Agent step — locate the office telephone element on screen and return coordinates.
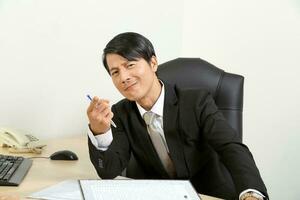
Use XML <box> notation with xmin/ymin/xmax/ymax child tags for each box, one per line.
<box><xmin>0</xmin><ymin>127</ymin><xmax>46</xmax><ymax>153</ymax></box>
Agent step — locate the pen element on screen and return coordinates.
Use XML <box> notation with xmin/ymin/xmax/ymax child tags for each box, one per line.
<box><xmin>87</xmin><ymin>94</ymin><xmax>117</xmax><ymax>128</ymax></box>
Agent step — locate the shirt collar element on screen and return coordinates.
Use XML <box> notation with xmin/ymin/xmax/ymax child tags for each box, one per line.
<box><xmin>136</xmin><ymin>81</ymin><xmax>165</xmax><ymax>118</ymax></box>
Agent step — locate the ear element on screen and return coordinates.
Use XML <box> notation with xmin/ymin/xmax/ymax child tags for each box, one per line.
<box><xmin>150</xmin><ymin>56</ymin><xmax>158</xmax><ymax>72</ymax></box>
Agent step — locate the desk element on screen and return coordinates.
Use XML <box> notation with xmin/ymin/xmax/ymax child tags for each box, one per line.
<box><xmin>0</xmin><ymin>135</ymin><xmax>222</xmax><ymax>200</ymax></box>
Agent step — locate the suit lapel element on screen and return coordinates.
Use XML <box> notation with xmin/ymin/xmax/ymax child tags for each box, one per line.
<box><xmin>163</xmin><ymin>83</ymin><xmax>189</xmax><ymax>178</ymax></box>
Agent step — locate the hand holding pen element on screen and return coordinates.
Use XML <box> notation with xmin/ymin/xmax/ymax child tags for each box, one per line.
<box><xmin>86</xmin><ymin>95</ymin><xmax>116</xmax><ymax>135</ymax></box>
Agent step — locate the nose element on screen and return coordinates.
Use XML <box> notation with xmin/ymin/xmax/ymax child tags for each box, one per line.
<box><xmin>119</xmin><ymin>69</ymin><xmax>131</xmax><ymax>84</ymax></box>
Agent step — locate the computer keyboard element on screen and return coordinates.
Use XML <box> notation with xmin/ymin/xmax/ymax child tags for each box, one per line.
<box><xmin>0</xmin><ymin>154</ymin><xmax>32</xmax><ymax>186</ymax></box>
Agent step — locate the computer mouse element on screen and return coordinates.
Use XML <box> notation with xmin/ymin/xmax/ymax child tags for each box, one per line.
<box><xmin>50</xmin><ymin>150</ymin><xmax>78</xmax><ymax>160</ymax></box>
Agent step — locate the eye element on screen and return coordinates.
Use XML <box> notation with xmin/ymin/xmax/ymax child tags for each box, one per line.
<box><xmin>111</xmin><ymin>70</ymin><xmax>119</xmax><ymax>76</ymax></box>
<box><xmin>127</xmin><ymin>63</ymin><xmax>135</xmax><ymax>68</ymax></box>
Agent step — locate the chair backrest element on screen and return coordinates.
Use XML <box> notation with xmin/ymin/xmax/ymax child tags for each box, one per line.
<box><xmin>125</xmin><ymin>57</ymin><xmax>244</xmax><ymax>178</ymax></box>
<box><xmin>157</xmin><ymin>58</ymin><xmax>244</xmax><ymax>140</ymax></box>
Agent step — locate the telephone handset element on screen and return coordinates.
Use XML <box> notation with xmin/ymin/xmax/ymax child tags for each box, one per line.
<box><xmin>0</xmin><ymin>127</ymin><xmax>46</xmax><ymax>153</ymax></box>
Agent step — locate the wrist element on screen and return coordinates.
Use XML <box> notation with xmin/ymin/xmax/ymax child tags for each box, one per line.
<box><xmin>88</xmin><ymin>124</ymin><xmax>109</xmax><ymax>135</ymax></box>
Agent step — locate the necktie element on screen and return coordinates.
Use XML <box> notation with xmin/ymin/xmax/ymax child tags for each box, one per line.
<box><xmin>143</xmin><ymin>111</ymin><xmax>176</xmax><ymax>178</ymax></box>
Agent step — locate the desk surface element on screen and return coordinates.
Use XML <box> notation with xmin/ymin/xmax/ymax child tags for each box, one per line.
<box><xmin>0</xmin><ymin>135</ymin><xmax>222</xmax><ymax>200</ymax></box>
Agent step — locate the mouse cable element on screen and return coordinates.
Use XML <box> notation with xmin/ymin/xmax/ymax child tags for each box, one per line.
<box><xmin>27</xmin><ymin>156</ymin><xmax>50</xmax><ymax>159</ymax></box>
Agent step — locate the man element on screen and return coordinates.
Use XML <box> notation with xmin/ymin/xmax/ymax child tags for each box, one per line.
<box><xmin>87</xmin><ymin>32</ymin><xmax>268</xmax><ymax>200</ymax></box>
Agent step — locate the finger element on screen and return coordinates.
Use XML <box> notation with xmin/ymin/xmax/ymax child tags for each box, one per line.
<box><xmin>94</xmin><ymin>99</ymin><xmax>110</xmax><ymax>110</ymax></box>
<box><xmin>103</xmin><ymin>111</ymin><xmax>114</xmax><ymax>125</ymax></box>
<box><xmin>87</xmin><ymin>96</ymin><xmax>100</xmax><ymax>113</ymax></box>
<box><xmin>96</xmin><ymin>107</ymin><xmax>112</xmax><ymax>121</ymax></box>
<box><xmin>87</xmin><ymin>103</ymin><xmax>94</xmax><ymax>113</ymax></box>
<box><xmin>90</xmin><ymin>97</ymin><xmax>109</xmax><ymax>107</ymax></box>
<box><xmin>91</xmin><ymin>96</ymin><xmax>100</xmax><ymax>108</ymax></box>
<box><xmin>87</xmin><ymin>97</ymin><xmax>110</xmax><ymax>113</ymax></box>
<box><xmin>90</xmin><ymin>106</ymin><xmax>111</xmax><ymax>123</ymax></box>
<box><xmin>93</xmin><ymin>97</ymin><xmax>109</xmax><ymax>105</ymax></box>
<box><xmin>95</xmin><ymin>102</ymin><xmax>111</xmax><ymax>113</ymax></box>
<box><xmin>100</xmin><ymin>107</ymin><xmax>111</xmax><ymax>118</ymax></box>
<box><xmin>106</xmin><ymin>111</ymin><xmax>114</xmax><ymax>120</ymax></box>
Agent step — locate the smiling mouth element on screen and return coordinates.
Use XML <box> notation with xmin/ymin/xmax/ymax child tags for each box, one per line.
<box><xmin>125</xmin><ymin>82</ymin><xmax>137</xmax><ymax>91</ymax></box>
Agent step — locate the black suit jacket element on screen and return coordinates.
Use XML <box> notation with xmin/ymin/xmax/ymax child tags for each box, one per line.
<box><xmin>88</xmin><ymin>83</ymin><xmax>268</xmax><ymax>199</ymax></box>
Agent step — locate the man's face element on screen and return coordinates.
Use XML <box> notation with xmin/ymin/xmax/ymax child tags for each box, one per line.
<box><xmin>106</xmin><ymin>53</ymin><xmax>158</xmax><ymax>102</ymax></box>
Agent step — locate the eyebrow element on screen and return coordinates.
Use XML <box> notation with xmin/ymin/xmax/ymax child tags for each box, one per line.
<box><xmin>109</xmin><ymin>67</ymin><xmax>118</xmax><ymax>72</ymax></box>
<box><xmin>109</xmin><ymin>60</ymin><xmax>132</xmax><ymax>72</ymax></box>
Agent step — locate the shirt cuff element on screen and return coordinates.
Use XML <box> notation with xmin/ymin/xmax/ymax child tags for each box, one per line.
<box><xmin>87</xmin><ymin>127</ymin><xmax>113</xmax><ymax>151</ymax></box>
<box><xmin>239</xmin><ymin>189</ymin><xmax>266</xmax><ymax>200</ymax></box>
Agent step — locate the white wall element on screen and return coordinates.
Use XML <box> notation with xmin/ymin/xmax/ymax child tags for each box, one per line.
<box><xmin>1</xmin><ymin>0</ymin><xmax>299</xmax><ymax>199</ymax></box>
<box><xmin>0</xmin><ymin>0</ymin><xmax>183</xmax><ymax>138</ymax></box>
<box><xmin>181</xmin><ymin>0</ymin><xmax>300</xmax><ymax>199</ymax></box>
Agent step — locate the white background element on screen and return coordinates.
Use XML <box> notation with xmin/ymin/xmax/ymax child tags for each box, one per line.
<box><xmin>0</xmin><ymin>0</ymin><xmax>299</xmax><ymax>199</ymax></box>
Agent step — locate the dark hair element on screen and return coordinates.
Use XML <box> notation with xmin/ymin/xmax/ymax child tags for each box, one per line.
<box><xmin>102</xmin><ymin>32</ymin><xmax>156</xmax><ymax>74</ymax></box>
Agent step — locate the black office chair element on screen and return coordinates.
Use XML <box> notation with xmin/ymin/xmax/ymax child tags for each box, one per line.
<box><xmin>125</xmin><ymin>57</ymin><xmax>244</xmax><ymax>178</ymax></box>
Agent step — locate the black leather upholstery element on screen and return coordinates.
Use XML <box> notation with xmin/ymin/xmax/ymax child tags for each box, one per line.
<box><xmin>157</xmin><ymin>58</ymin><xmax>244</xmax><ymax>139</ymax></box>
<box><xmin>125</xmin><ymin>57</ymin><xmax>244</xmax><ymax>178</ymax></box>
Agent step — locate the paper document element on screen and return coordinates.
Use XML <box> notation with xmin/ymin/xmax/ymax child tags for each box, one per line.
<box><xmin>79</xmin><ymin>179</ymin><xmax>201</xmax><ymax>200</ymax></box>
<box><xmin>28</xmin><ymin>180</ymin><xmax>83</xmax><ymax>200</ymax></box>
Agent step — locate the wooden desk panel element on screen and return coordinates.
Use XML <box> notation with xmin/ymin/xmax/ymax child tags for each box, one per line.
<box><xmin>0</xmin><ymin>135</ymin><xmax>97</xmax><ymax>198</ymax></box>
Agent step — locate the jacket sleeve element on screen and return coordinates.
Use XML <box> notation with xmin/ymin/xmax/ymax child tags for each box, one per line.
<box><xmin>88</xmin><ymin>105</ymin><xmax>131</xmax><ymax>179</ymax></box>
<box><xmin>196</xmin><ymin>91</ymin><xmax>268</xmax><ymax>198</ymax></box>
